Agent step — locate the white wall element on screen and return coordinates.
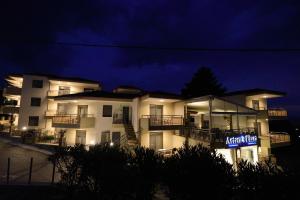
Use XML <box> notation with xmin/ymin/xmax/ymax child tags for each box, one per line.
<box><xmin>56</xmin><ymin>100</ymin><xmax>133</xmax><ymax>146</ymax></box>
<box><xmin>18</xmin><ymin>75</ymin><xmax>50</xmax><ymax>130</ymax></box>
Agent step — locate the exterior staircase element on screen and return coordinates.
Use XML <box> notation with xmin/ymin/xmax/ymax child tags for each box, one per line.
<box><xmin>124</xmin><ymin>123</ymin><xmax>138</xmax><ymax>148</ymax></box>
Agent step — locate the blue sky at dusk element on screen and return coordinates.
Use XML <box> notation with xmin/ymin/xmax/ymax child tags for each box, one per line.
<box><xmin>0</xmin><ymin>0</ymin><xmax>300</xmax><ymax>121</ymax></box>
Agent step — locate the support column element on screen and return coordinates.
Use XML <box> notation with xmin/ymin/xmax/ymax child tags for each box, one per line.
<box><xmin>236</xmin><ymin>105</ymin><xmax>240</xmax><ymax>133</ymax></box>
<box><xmin>209</xmin><ymin>97</ymin><xmax>213</xmax><ymax>148</ymax></box>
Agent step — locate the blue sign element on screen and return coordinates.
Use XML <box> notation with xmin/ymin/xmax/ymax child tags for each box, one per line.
<box><xmin>225</xmin><ymin>134</ymin><xmax>257</xmax><ymax>148</ymax></box>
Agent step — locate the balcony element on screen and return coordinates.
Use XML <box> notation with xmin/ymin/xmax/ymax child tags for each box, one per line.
<box><xmin>47</xmin><ymin>90</ymin><xmax>78</xmax><ymax>97</ymax></box>
<box><xmin>270</xmin><ymin>132</ymin><xmax>291</xmax><ymax>148</ymax></box>
<box><xmin>3</xmin><ymin>87</ymin><xmax>21</xmax><ymax>96</ymax></box>
<box><xmin>268</xmin><ymin>108</ymin><xmax>288</xmax><ymax>119</ymax></box>
<box><xmin>141</xmin><ymin>115</ymin><xmax>183</xmax><ymax>131</ymax></box>
<box><xmin>179</xmin><ymin>127</ymin><xmax>258</xmax><ymax>148</ymax></box>
<box><xmin>2</xmin><ymin>106</ymin><xmax>20</xmax><ymax>114</ymax></box>
<box><xmin>52</xmin><ymin>114</ymin><xmax>95</xmax><ymax>128</ymax></box>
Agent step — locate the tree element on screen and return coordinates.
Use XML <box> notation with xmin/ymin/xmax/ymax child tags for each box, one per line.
<box><xmin>181</xmin><ymin>67</ymin><xmax>226</xmax><ymax>98</ymax></box>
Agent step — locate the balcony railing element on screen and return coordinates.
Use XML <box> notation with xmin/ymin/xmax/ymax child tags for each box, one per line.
<box><xmin>3</xmin><ymin>100</ymin><xmax>18</xmax><ymax>106</ymax></box>
<box><xmin>270</xmin><ymin>132</ymin><xmax>291</xmax><ymax>147</ymax></box>
<box><xmin>141</xmin><ymin>115</ymin><xmax>183</xmax><ymax>130</ymax></box>
<box><xmin>52</xmin><ymin>114</ymin><xmax>95</xmax><ymax>128</ymax></box>
<box><xmin>179</xmin><ymin>127</ymin><xmax>257</xmax><ymax>148</ymax></box>
<box><xmin>2</xmin><ymin>106</ymin><xmax>20</xmax><ymax>114</ymax></box>
<box><xmin>3</xmin><ymin>87</ymin><xmax>21</xmax><ymax>96</ymax></box>
<box><xmin>253</xmin><ymin>107</ymin><xmax>267</xmax><ymax>111</ymax></box>
<box><xmin>268</xmin><ymin>108</ymin><xmax>288</xmax><ymax>117</ymax></box>
<box><xmin>47</xmin><ymin>90</ymin><xmax>78</xmax><ymax>97</ymax></box>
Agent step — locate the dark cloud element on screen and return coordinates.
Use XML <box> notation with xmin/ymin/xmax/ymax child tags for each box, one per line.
<box><xmin>0</xmin><ymin>0</ymin><xmax>300</xmax><ymax>120</ymax></box>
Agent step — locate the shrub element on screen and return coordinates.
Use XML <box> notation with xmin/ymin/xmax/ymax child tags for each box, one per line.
<box><xmin>163</xmin><ymin>144</ymin><xmax>235</xmax><ymax>200</ymax></box>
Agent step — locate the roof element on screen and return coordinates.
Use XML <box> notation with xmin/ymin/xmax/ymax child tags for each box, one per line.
<box><xmin>115</xmin><ymin>85</ymin><xmax>143</xmax><ymax>91</ymax></box>
<box><xmin>143</xmin><ymin>91</ymin><xmax>183</xmax><ymax>100</ymax></box>
<box><xmin>224</xmin><ymin>88</ymin><xmax>286</xmax><ymax>97</ymax></box>
<box><xmin>7</xmin><ymin>73</ymin><xmax>100</xmax><ymax>85</ymax></box>
<box><xmin>54</xmin><ymin>90</ymin><xmax>183</xmax><ymax>101</ymax></box>
<box><xmin>54</xmin><ymin>90</ymin><xmax>141</xmax><ymax>100</ymax></box>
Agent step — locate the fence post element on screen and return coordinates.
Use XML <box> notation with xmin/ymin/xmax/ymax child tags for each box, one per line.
<box><xmin>51</xmin><ymin>161</ymin><xmax>56</xmax><ymax>184</ymax></box>
<box><xmin>6</xmin><ymin>158</ymin><xmax>10</xmax><ymax>184</ymax></box>
<box><xmin>28</xmin><ymin>157</ymin><xmax>33</xmax><ymax>184</ymax></box>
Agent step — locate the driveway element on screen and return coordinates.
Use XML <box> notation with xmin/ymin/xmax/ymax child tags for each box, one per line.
<box><xmin>0</xmin><ymin>140</ymin><xmax>59</xmax><ymax>184</ymax></box>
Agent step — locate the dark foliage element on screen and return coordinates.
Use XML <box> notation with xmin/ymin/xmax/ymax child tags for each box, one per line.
<box><xmin>181</xmin><ymin>67</ymin><xmax>226</xmax><ymax>98</ymax></box>
<box><xmin>50</xmin><ymin>144</ymin><xmax>299</xmax><ymax>200</ymax></box>
<box><xmin>163</xmin><ymin>145</ymin><xmax>235</xmax><ymax>200</ymax></box>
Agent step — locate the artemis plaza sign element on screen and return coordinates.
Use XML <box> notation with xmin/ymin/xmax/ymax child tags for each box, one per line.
<box><xmin>225</xmin><ymin>134</ymin><xmax>258</xmax><ymax>148</ymax></box>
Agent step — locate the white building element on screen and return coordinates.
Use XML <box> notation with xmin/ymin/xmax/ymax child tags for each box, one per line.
<box><xmin>2</xmin><ymin>74</ymin><xmax>289</xmax><ymax>165</ymax></box>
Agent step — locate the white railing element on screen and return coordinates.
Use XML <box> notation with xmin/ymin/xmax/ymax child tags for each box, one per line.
<box><xmin>270</xmin><ymin>132</ymin><xmax>290</xmax><ymax>144</ymax></box>
<box><xmin>47</xmin><ymin>90</ymin><xmax>78</xmax><ymax>97</ymax></box>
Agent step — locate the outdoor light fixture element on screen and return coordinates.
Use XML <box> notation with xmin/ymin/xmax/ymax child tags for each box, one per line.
<box><xmin>159</xmin><ymin>99</ymin><xmax>165</xmax><ymax>102</ymax></box>
<box><xmin>110</xmin><ymin>142</ymin><xmax>114</xmax><ymax>147</ymax></box>
<box><xmin>22</xmin><ymin>126</ymin><xmax>27</xmax><ymax>131</ymax></box>
<box><xmin>73</xmin><ymin>100</ymin><xmax>78</xmax><ymax>103</ymax></box>
<box><xmin>90</xmin><ymin>140</ymin><xmax>95</xmax><ymax>145</ymax></box>
<box><xmin>263</xmin><ymin>95</ymin><xmax>268</xmax><ymax>98</ymax></box>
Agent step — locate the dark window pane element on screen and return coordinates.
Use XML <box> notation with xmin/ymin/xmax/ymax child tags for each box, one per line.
<box><xmin>28</xmin><ymin>116</ymin><xmax>39</xmax><ymax>126</ymax></box>
<box><xmin>32</xmin><ymin>80</ymin><xmax>43</xmax><ymax>88</ymax></box>
<box><xmin>103</xmin><ymin>105</ymin><xmax>112</xmax><ymax>117</ymax></box>
<box><xmin>101</xmin><ymin>131</ymin><xmax>110</xmax><ymax>144</ymax></box>
<box><xmin>31</xmin><ymin>97</ymin><xmax>41</xmax><ymax>106</ymax></box>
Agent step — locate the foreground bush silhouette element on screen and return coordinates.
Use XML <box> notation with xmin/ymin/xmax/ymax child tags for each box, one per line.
<box><xmin>163</xmin><ymin>144</ymin><xmax>235</xmax><ymax>200</ymax></box>
<box><xmin>235</xmin><ymin>160</ymin><xmax>299</xmax><ymax>200</ymax></box>
<box><xmin>50</xmin><ymin>144</ymin><xmax>162</xmax><ymax>199</ymax></box>
<box><xmin>50</xmin><ymin>144</ymin><xmax>299</xmax><ymax>200</ymax></box>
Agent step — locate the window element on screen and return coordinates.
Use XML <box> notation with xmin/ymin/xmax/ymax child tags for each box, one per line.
<box><xmin>101</xmin><ymin>131</ymin><xmax>110</xmax><ymax>144</ymax></box>
<box><xmin>31</xmin><ymin>97</ymin><xmax>41</xmax><ymax>107</ymax></box>
<box><xmin>58</xmin><ymin>86</ymin><xmax>70</xmax><ymax>95</ymax></box>
<box><xmin>103</xmin><ymin>105</ymin><xmax>112</xmax><ymax>117</ymax></box>
<box><xmin>28</xmin><ymin>116</ymin><xmax>39</xmax><ymax>126</ymax></box>
<box><xmin>84</xmin><ymin>88</ymin><xmax>95</xmax><ymax>92</ymax></box>
<box><xmin>32</xmin><ymin>80</ymin><xmax>43</xmax><ymax>88</ymax></box>
<box><xmin>252</xmin><ymin>100</ymin><xmax>260</xmax><ymax>110</ymax></box>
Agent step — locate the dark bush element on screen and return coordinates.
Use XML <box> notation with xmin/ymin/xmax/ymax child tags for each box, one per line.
<box><xmin>163</xmin><ymin>144</ymin><xmax>235</xmax><ymax>200</ymax></box>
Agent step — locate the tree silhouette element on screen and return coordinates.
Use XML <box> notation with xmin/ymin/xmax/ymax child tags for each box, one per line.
<box><xmin>181</xmin><ymin>67</ymin><xmax>226</xmax><ymax>98</ymax></box>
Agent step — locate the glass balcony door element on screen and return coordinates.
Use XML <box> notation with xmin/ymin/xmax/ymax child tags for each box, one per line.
<box><xmin>150</xmin><ymin>132</ymin><xmax>163</xmax><ymax>151</ymax></box>
<box><xmin>78</xmin><ymin>105</ymin><xmax>88</xmax><ymax>118</ymax></box>
<box><xmin>150</xmin><ymin>105</ymin><xmax>163</xmax><ymax>126</ymax></box>
<box><xmin>75</xmin><ymin>130</ymin><xmax>86</xmax><ymax>145</ymax></box>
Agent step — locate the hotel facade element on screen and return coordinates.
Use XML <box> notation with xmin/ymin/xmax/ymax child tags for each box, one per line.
<box><xmin>1</xmin><ymin>74</ymin><xmax>290</xmax><ymax>165</ymax></box>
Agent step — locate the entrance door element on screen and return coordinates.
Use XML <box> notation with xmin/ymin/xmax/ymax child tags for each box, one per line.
<box><xmin>150</xmin><ymin>132</ymin><xmax>163</xmax><ymax>151</ymax></box>
<box><xmin>75</xmin><ymin>130</ymin><xmax>86</xmax><ymax>145</ymax></box>
<box><xmin>150</xmin><ymin>105</ymin><xmax>163</xmax><ymax>126</ymax></box>
<box><xmin>112</xmin><ymin>132</ymin><xmax>121</xmax><ymax>145</ymax></box>
<box><xmin>78</xmin><ymin>105</ymin><xmax>88</xmax><ymax>117</ymax></box>
<box><xmin>122</xmin><ymin>106</ymin><xmax>130</xmax><ymax>124</ymax></box>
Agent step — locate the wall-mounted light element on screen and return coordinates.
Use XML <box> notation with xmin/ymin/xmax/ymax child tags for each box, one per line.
<box><xmin>110</xmin><ymin>142</ymin><xmax>114</xmax><ymax>147</ymax></box>
<box><xmin>159</xmin><ymin>99</ymin><xmax>165</xmax><ymax>102</ymax></box>
<box><xmin>90</xmin><ymin>140</ymin><xmax>95</xmax><ymax>145</ymax></box>
<box><xmin>263</xmin><ymin>96</ymin><xmax>268</xmax><ymax>98</ymax></box>
<box><xmin>22</xmin><ymin>126</ymin><xmax>27</xmax><ymax>131</ymax></box>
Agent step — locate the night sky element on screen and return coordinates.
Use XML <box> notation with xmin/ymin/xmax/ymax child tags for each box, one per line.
<box><xmin>0</xmin><ymin>1</ymin><xmax>300</xmax><ymax>122</ymax></box>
